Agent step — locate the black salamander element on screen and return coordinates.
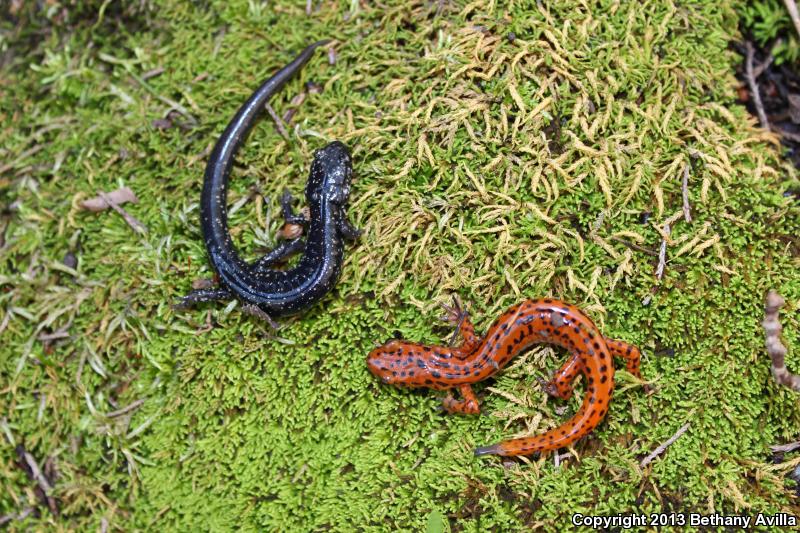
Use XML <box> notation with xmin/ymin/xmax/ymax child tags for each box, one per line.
<box><xmin>179</xmin><ymin>41</ymin><xmax>360</xmax><ymax>320</ymax></box>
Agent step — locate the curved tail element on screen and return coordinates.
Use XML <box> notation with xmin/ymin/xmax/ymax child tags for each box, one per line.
<box><xmin>200</xmin><ymin>40</ymin><xmax>329</xmax><ymax>278</ymax></box>
<box><xmin>474</xmin><ymin>394</ymin><xmax>601</xmax><ymax>457</ymax></box>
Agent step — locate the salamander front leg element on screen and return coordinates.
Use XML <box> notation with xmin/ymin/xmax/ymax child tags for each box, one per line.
<box><xmin>339</xmin><ymin>218</ymin><xmax>362</xmax><ymax>242</ymax></box>
<box><xmin>174</xmin><ymin>287</ymin><xmax>234</xmax><ymax>310</ymax></box>
<box><xmin>536</xmin><ymin>353</ymin><xmax>583</xmax><ymax>400</ymax></box>
<box><xmin>249</xmin><ymin>237</ymin><xmax>305</xmax><ymax>276</ymax></box>
<box><xmin>442</xmin><ymin>384</ymin><xmax>480</xmax><ymax>415</ymax></box>
<box><xmin>280</xmin><ymin>189</ymin><xmax>309</xmax><ymax>226</ymax></box>
<box><xmin>440</xmin><ymin>295</ymin><xmax>480</xmax><ymax>356</ymax></box>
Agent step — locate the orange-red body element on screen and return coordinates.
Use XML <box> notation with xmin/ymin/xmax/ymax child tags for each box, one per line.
<box><xmin>366</xmin><ymin>298</ymin><xmax>647</xmax><ymax>457</ymax></box>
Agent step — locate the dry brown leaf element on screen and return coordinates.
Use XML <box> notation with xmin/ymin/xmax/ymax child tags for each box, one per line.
<box><xmin>80</xmin><ymin>187</ymin><xmax>139</xmax><ymax>212</ymax></box>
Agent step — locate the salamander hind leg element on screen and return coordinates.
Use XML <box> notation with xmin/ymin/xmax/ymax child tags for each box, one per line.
<box><xmin>174</xmin><ymin>287</ymin><xmax>234</xmax><ymax>310</ymax></box>
<box><xmin>442</xmin><ymin>384</ymin><xmax>480</xmax><ymax>415</ymax></box>
<box><xmin>249</xmin><ymin>237</ymin><xmax>305</xmax><ymax>275</ymax></box>
<box><xmin>605</xmin><ymin>337</ymin><xmax>650</xmax><ymax>392</ymax></box>
<box><xmin>537</xmin><ymin>353</ymin><xmax>583</xmax><ymax>400</ymax></box>
<box><xmin>240</xmin><ymin>304</ymin><xmax>281</xmax><ymax>330</ymax></box>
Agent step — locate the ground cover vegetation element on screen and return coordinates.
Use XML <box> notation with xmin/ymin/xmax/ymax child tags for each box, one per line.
<box><xmin>1</xmin><ymin>0</ymin><xmax>799</xmax><ymax>530</ymax></box>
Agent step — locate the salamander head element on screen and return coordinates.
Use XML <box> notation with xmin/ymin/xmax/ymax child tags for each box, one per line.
<box><xmin>307</xmin><ymin>141</ymin><xmax>353</xmax><ymax>205</ymax></box>
<box><xmin>366</xmin><ymin>339</ymin><xmax>429</xmax><ymax>386</ymax></box>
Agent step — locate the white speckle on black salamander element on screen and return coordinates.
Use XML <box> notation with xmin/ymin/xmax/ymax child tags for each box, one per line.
<box><xmin>196</xmin><ymin>41</ymin><xmax>360</xmax><ymax>318</ymax></box>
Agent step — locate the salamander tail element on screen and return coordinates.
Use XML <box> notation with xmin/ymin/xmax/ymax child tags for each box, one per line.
<box><xmin>474</xmin><ymin>443</ymin><xmax>503</xmax><ymax>457</ymax></box>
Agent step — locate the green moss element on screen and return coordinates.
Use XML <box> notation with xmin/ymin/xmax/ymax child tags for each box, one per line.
<box><xmin>741</xmin><ymin>0</ymin><xmax>800</xmax><ymax>64</ymax></box>
<box><xmin>1</xmin><ymin>0</ymin><xmax>800</xmax><ymax>531</ymax></box>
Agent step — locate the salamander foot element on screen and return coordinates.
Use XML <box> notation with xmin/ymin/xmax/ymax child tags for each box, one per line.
<box><xmin>241</xmin><ymin>304</ymin><xmax>280</xmax><ymax>330</ymax></box>
<box><xmin>174</xmin><ymin>288</ymin><xmax>234</xmax><ymax>310</ymax></box>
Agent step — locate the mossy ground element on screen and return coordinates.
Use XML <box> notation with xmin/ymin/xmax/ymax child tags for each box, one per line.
<box><xmin>2</xmin><ymin>0</ymin><xmax>800</xmax><ymax>531</ymax></box>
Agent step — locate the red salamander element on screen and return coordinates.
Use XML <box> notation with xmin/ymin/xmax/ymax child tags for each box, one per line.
<box><xmin>366</xmin><ymin>298</ymin><xmax>647</xmax><ymax>457</ymax></box>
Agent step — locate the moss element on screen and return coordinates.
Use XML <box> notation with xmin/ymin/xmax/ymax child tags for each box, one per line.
<box><xmin>1</xmin><ymin>0</ymin><xmax>800</xmax><ymax>531</ymax></box>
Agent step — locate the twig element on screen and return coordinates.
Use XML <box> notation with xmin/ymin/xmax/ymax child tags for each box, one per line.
<box><xmin>21</xmin><ymin>449</ymin><xmax>59</xmax><ymax>515</ymax></box>
<box><xmin>745</xmin><ymin>41</ymin><xmax>771</xmax><ymax>131</ymax></box>
<box><xmin>0</xmin><ymin>508</ymin><xmax>34</xmax><ymax>526</ymax></box>
<box><xmin>770</xmin><ymin>440</ymin><xmax>800</xmax><ymax>453</ymax></box>
<box><xmin>681</xmin><ymin>163</ymin><xmax>692</xmax><ymax>223</ymax></box>
<box><xmin>764</xmin><ymin>290</ymin><xmax>800</xmax><ymax>391</ymax></box>
<box><xmin>194</xmin><ymin>310</ymin><xmax>214</xmax><ymax>335</ymax></box>
<box><xmin>306</xmin><ymin>0</ymin><xmax>312</xmax><ymax>15</ymax></box>
<box><xmin>0</xmin><ymin>144</ymin><xmax>44</xmax><ymax>176</ymax></box>
<box><xmin>264</xmin><ymin>103</ymin><xmax>289</xmax><ymax>139</ymax></box>
<box><xmin>212</xmin><ymin>26</ymin><xmax>227</xmax><ymax>58</ymax></box>
<box><xmin>0</xmin><ymin>311</ymin><xmax>11</xmax><ymax>336</ymax></box>
<box><xmin>141</xmin><ymin>67</ymin><xmax>165</xmax><ymax>80</ymax></box>
<box><xmin>610</xmin><ymin>236</ymin><xmax>659</xmax><ymax>257</ymax></box>
<box><xmin>106</xmin><ymin>399</ymin><xmax>145</xmax><ymax>419</ymax></box>
<box><xmin>37</xmin><ymin>328</ymin><xmax>70</xmax><ymax>342</ymax></box>
<box><xmin>655</xmin><ymin>223</ymin><xmax>670</xmax><ymax>280</ymax></box>
<box><xmin>23</xmin><ymin>451</ymin><xmax>53</xmax><ymax>494</ymax></box>
<box><xmin>98</xmin><ymin>192</ymin><xmax>148</xmax><ymax>234</ymax></box>
<box><xmin>640</xmin><ymin>422</ymin><xmax>690</xmax><ymax>467</ymax></box>
<box><xmin>784</xmin><ymin>0</ymin><xmax>800</xmax><ymax>41</ymax></box>
<box><xmin>129</xmin><ymin>71</ymin><xmax>197</xmax><ymax>126</ymax></box>
<box><xmin>282</xmin><ymin>92</ymin><xmax>307</xmax><ymax>124</ymax></box>
<box><xmin>753</xmin><ymin>47</ymin><xmax>776</xmax><ymax>79</ymax></box>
